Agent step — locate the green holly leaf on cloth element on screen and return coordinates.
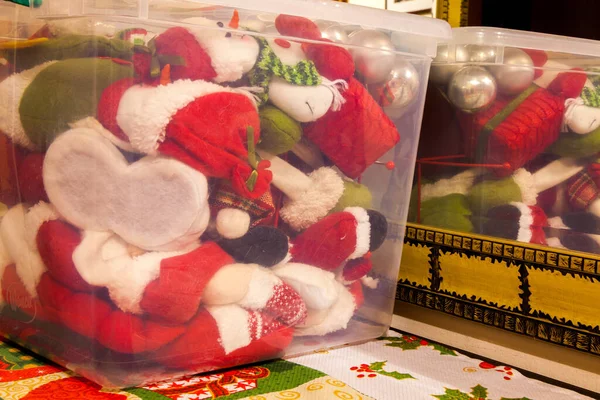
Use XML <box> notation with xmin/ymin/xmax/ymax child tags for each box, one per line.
<box><xmin>471</xmin><ymin>385</ymin><xmax>488</xmax><ymax>399</ymax></box>
<box><xmin>367</xmin><ymin>361</ymin><xmax>414</xmax><ymax>381</ymax></box>
<box><xmin>501</xmin><ymin>398</ymin><xmax>532</xmax><ymax>400</ymax></box>
<box><xmin>369</xmin><ymin>361</ymin><xmax>387</xmax><ymax>371</ymax></box>
<box><xmin>433</xmin><ymin>388</ymin><xmax>472</xmax><ymax>400</ymax></box>
<box><xmin>432</xmin><ymin>343</ymin><xmax>458</xmax><ymax>356</ymax></box>
<box><xmin>377</xmin><ymin>370</ymin><xmax>415</xmax><ymax>380</ymax></box>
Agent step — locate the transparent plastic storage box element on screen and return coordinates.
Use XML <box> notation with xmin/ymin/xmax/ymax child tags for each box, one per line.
<box><xmin>0</xmin><ymin>0</ymin><xmax>451</xmax><ymax>388</ymax></box>
<box><xmin>412</xmin><ymin>28</ymin><xmax>600</xmax><ymax>265</ymax></box>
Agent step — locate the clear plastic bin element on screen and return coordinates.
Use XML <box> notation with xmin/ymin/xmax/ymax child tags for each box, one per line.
<box><xmin>0</xmin><ymin>0</ymin><xmax>451</xmax><ymax>388</ymax></box>
<box><xmin>412</xmin><ymin>27</ymin><xmax>600</xmax><ymax>256</ymax></box>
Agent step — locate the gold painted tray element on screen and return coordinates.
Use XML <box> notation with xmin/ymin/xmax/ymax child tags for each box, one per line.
<box><xmin>397</xmin><ymin>223</ymin><xmax>600</xmax><ymax>356</ymax></box>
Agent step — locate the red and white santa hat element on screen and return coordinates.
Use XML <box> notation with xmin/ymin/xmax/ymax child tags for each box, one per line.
<box><xmin>93</xmin><ymin>76</ymin><xmax>271</xmax><ymax>199</ymax></box>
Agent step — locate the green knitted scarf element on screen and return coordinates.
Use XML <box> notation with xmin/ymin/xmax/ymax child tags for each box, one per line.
<box><xmin>248</xmin><ymin>37</ymin><xmax>322</xmax><ymax>105</ymax></box>
<box><xmin>582</xmin><ymin>68</ymin><xmax>600</xmax><ymax>108</ymax></box>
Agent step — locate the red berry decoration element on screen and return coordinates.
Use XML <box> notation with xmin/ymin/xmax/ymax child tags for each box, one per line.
<box><xmin>274</xmin><ymin>39</ymin><xmax>291</xmax><ymax>49</ymax></box>
<box><xmin>385</xmin><ymin>161</ymin><xmax>395</xmax><ymax>170</ymax></box>
<box><xmin>504</xmin><ymin>376</ymin><xmax>511</xmax><ymax>381</ymax></box>
<box><xmin>350</xmin><ymin>366</ymin><xmax>358</xmax><ymax>371</ymax></box>
<box><xmin>357</xmin><ymin>374</ymin><xmax>365</xmax><ymax>378</ymax></box>
<box><xmin>420</xmin><ymin>339</ymin><xmax>428</xmax><ymax>345</ymax></box>
<box><xmin>368</xmin><ymin>374</ymin><xmax>377</xmax><ymax>378</ymax></box>
<box><xmin>479</xmin><ymin>362</ymin><xmax>496</xmax><ymax>370</ymax></box>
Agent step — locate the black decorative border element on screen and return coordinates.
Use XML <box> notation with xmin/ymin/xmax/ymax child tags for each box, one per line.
<box><xmin>396</xmin><ymin>285</ymin><xmax>600</xmax><ymax>355</ymax></box>
<box><xmin>398</xmin><ymin>224</ymin><xmax>600</xmax><ymax>356</ymax></box>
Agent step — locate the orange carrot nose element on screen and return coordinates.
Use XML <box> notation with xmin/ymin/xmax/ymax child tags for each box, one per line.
<box><xmin>160</xmin><ymin>64</ymin><xmax>171</xmax><ymax>86</ymax></box>
<box><xmin>229</xmin><ymin>9</ymin><xmax>240</xmax><ymax>29</ymax></box>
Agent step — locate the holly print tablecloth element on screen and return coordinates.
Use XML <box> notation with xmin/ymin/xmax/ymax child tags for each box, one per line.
<box><xmin>0</xmin><ymin>330</ymin><xmax>592</xmax><ymax>399</ymax></box>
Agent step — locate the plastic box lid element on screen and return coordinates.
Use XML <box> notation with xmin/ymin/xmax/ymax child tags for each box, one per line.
<box><xmin>435</xmin><ymin>27</ymin><xmax>600</xmax><ymax>64</ymax></box>
<box><xmin>22</xmin><ymin>0</ymin><xmax>452</xmax><ymax>57</ymax></box>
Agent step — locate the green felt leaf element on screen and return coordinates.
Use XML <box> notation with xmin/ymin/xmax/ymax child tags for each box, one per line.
<box><xmin>471</xmin><ymin>385</ymin><xmax>488</xmax><ymax>398</ymax></box>
<box><xmin>369</xmin><ymin>361</ymin><xmax>387</xmax><ymax>371</ymax></box>
<box><xmin>433</xmin><ymin>388</ymin><xmax>471</xmax><ymax>400</ymax></box>
<box><xmin>385</xmin><ymin>340</ymin><xmax>421</xmax><ymax>351</ymax></box>
<box><xmin>432</xmin><ymin>343</ymin><xmax>458</xmax><ymax>356</ymax></box>
<box><xmin>376</xmin><ymin>370</ymin><xmax>414</xmax><ymax>381</ymax></box>
<box><xmin>501</xmin><ymin>398</ymin><xmax>532</xmax><ymax>400</ymax></box>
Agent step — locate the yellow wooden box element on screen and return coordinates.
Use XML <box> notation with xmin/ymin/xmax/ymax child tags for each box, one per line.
<box><xmin>397</xmin><ymin>223</ymin><xmax>600</xmax><ymax>356</ymax></box>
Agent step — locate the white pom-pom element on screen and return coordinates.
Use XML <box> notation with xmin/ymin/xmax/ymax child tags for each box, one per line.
<box><xmin>216</xmin><ymin>208</ymin><xmax>251</xmax><ymax>239</ymax></box>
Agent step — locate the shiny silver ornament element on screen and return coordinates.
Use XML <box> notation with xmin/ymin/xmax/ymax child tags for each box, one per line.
<box><xmin>321</xmin><ymin>25</ymin><xmax>349</xmax><ymax>44</ymax></box>
<box><xmin>487</xmin><ymin>48</ymin><xmax>534</xmax><ymax>95</ymax></box>
<box><xmin>429</xmin><ymin>44</ymin><xmax>469</xmax><ymax>85</ymax></box>
<box><xmin>448</xmin><ymin>66</ymin><xmax>497</xmax><ymax>112</ymax></box>
<box><xmin>368</xmin><ymin>58</ymin><xmax>420</xmax><ymax>118</ymax></box>
<box><xmin>465</xmin><ymin>45</ymin><xmax>497</xmax><ymax>63</ymax></box>
<box><xmin>348</xmin><ymin>29</ymin><xmax>396</xmax><ymax>84</ymax></box>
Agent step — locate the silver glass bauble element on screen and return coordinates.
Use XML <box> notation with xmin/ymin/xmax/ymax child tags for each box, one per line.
<box><xmin>348</xmin><ymin>29</ymin><xmax>396</xmax><ymax>84</ymax></box>
<box><xmin>321</xmin><ymin>25</ymin><xmax>349</xmax><ymax>44</ymax></box>
<box><xmin>429</xmin><ymin>44</ymin><xmax>469</xmax><ymax>85</ymax></box>
<box><xmin>487</xmin><ymin>48</ymin><xmax>535</xmax><ymax>95</ymax></box>
<box><xmin>368</xmin><ymin>58</ymin><xmax>420</xmax><ymax>118</ymax></box>
<box><xmin>448</xmin><ymin>66</ymin><xmax>497</xmax><ymax>112</ymax></box>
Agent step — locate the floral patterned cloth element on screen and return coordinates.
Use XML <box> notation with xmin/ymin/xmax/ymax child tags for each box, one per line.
<box><xmin>0</xmin><ymin>330</ymin><xmax>592</xmax><ymax>399</ymax></box>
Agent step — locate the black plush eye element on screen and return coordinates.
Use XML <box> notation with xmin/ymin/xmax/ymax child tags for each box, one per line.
<box><xmin>217</xmin><ymin>22</ymin><xmax>224</xmax><ymax>27</ymax></box>
<box><xmin>225</xmin><ymin>32</ymin><xmax>232</xmax><ymax>38</ymax></box>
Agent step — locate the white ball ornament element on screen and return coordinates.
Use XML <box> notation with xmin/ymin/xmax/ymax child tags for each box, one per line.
<box><xmin>368</xmin><ymin>57</ymin><xmax>420</xmax><ymax>118</ymax></box>
<box><xmin>429</xmin><ymin>44</ymin><xmax>469</xmax><ymax>85</ymax></box>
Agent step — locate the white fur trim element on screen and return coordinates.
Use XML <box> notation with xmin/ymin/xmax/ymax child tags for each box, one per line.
<box><xmin>546</xmin><ymin>237</ymin><xmax>566</xmax><ymax>249</ymax></box>
<box><xmin>116</xmin><ymin>80</ymin><xmax>260</xmax><ymax>155</ymax></box>
<box><xmin>0</xmin><ymin>205</ymin><xmax>46</xmax><ymax>298</ymax></box>
<box><xmin>72</xmin><ymin>231</ymin><xmax>192</xmax><ymax>314</ymax></box>
<box><xmin>547</xmin><ymin>216</ymin><xmax>569</xmax><ymax>230</ymax></box>
<box><xmin>272</xmin><ymin>263</ymin><xmax>338</xmax><ymax>310</ymax></box>
<box><xmin>510</xmin><ymin>202</ymin><xmax>533</xmax><ymax>243</ymax></box>
<box><xmin>192</xmin><ymin>30</ymin><xmax>260</xmax><ymax>83</ymax></box>
<box><xmin>0</xmin><ymin>61</ymin><xmax>56</xmax><ymax>150</ymax></box>
<box><xmin>360</xmin><ymin>276</ymin><xmax>379</xmax><ymax>289</ymax></box>
<box><xmin>24</xmin><ymin>202</ymin><xmax>59</xmax><ymax>250</ymax></box>
<box><xmin>512</xmin><ymin>169</ymin><xmax>537</xmax><ymax>206</ymax></box>
<box><xmin>238</xmin><ymin>266</ymin><xmax>281</xmax><ymax>310</ymax></box>
<box><xmin>279</xmin><ymin>167</ymin><xmax>345</xmax><ymax>231</ymax></box>
<box><xmin>216</xmin><ymin>208</ymin><xmax>250</xmax><ymax>239</ymax></box>
<box><xmin>295</xmin><ymin>280</ymin><xmax>355</xmax><ymax>337</ymax></box>
<box><xmin>421</xmin><ymin>169</ymin><xmax>483</xmax><ymax>202</ymax></box>
<box><xmin>344</xmin><ymin>207</ymin><xmax>371</xmax><ymax>260</ymax></box>
<box><xmin>202</xmin><ymin>263</ymin><xmax>253</xmax><ymax>305</ymax></box>
<box><xmin>532</xmin><ymin>158</ymin><xmax>585</xmax><ymax>194</ymax></box>
<box><xmin>70</xmin><ymin>117</ymin><xmax>137</xmax><ymax>153</ymax></box>
<box><xmin>207</xmin><ymin>304</ymin><xmax>251</xmax><ymax>354</ymax></box>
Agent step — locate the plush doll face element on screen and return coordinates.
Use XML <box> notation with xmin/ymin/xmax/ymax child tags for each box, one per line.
<box><xmin>565</xmin><ymin>102</ymin><xmax>600</xmax><ymax>134</ymax></box>
<box><xmin>183</xmin><ymin>17</ymin><xmax>260</xmax><ymax>83</ymax></box>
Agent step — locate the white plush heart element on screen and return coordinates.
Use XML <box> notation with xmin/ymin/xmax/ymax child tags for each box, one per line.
<box><xmin>269</xmin><ymin>77</ymin><xmax>334</xmax><ymax>123</ymax></box>
<box><xmin>43</xmin><ymin>127</ymin><xmax>210</xmax><ymax>252</ymax></box>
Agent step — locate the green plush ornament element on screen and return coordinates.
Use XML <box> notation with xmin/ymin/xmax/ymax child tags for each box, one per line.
<box><xmin>332</xmin><ymin>180</ymin><xmax>373</xmax><ymax>213</ymax></box>
<box><xmin>2</xmin><ymin>35</ymin><xmax>137</xmax><ymax>72</ymax></box>
<box><xmin>20</xmin><ymin>58</ymin><xmax>135</xmax><ymax>149</ymax></box>
<box><xmin>258</xmin><ymin>106</ymin><xmax>303</xmax><ymax>155</ymax></box>
<box><xmin>548</xmin><ymin>127</ymin><xmax>600</xmax><ymax>158</ymax></box>
<box><xmin>467</xmin><ymin>175</ymin><xmax>524</xmax><ymax>215</ymax></box>
<box><xmin>420</xmin><ymin>194</ymin><xmax>474</xmax><ymax>233</ymax></box>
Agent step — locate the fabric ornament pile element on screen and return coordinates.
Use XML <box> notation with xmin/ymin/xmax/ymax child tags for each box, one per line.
<box><xmin>414</xmin><ymin>52</ymin><xmax>600</xmax><ymax>254</ymax></box>
<box><xmin>0</xmin><ymin>11</ymin><xmax>402</xmax><ymax>385</ymax></box>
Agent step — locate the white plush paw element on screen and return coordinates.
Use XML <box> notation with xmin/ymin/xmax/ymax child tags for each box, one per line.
<box><xmin>43</xmin><ymin>127</ymin><xmax>210</xmax><ymax>252</ymax></box>
<box><xmin>269</xmin><ymin>77</ymin><xmax>334</xmax><ymax>123</ymax></box>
